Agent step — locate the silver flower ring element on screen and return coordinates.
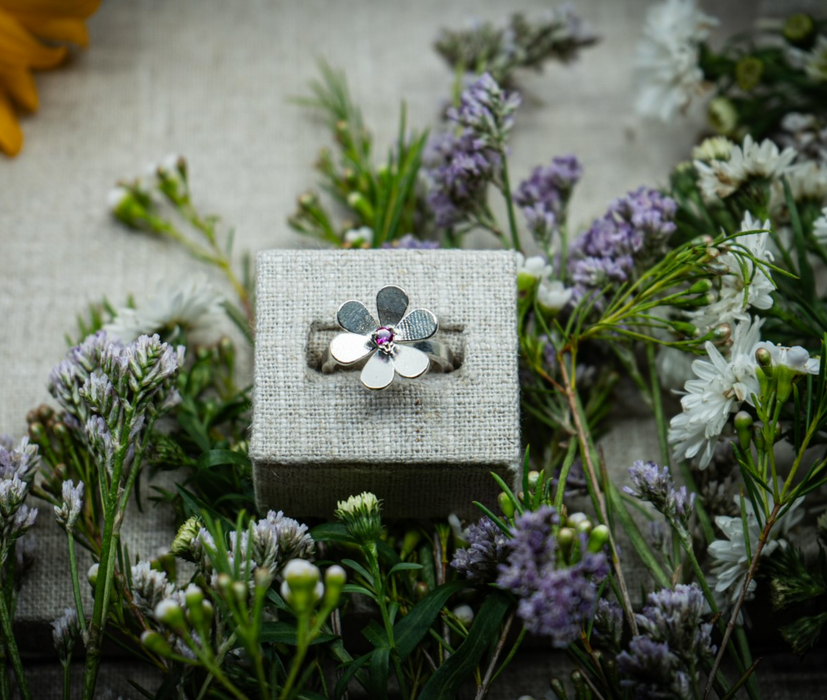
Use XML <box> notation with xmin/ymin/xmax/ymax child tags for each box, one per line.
<box><xmin>321</xmin><ymin>285</ymin><xmax>454</xmax><ymax>390</ymax></box>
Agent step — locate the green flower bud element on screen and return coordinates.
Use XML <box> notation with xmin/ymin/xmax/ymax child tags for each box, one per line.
<box><xmin>335</xmin><ymin>492</ymin><xmax>382</xmax><ymax>545</ymax></box>
<box><xmin>527</xmin><ymin>470</ymin><xmax>540</xmax><ymax>489</ymax></box>
<box><xmin>452</xmin><ymin>604</ymin><xmax>475</xmax><ymax>627</ymax></box>
<box><xmin>550</xmin><ymin>678</ymin><xmax>569</xmax><ymax>700</ymax></box>
<box><xmin>141</xmin><ymin>630</ymin><xmax>173</xmax><ymax>657</ymax></box>
<box><xmin>755</xmin><ymin>347</ymin><xmax>773</xmax><ymax>376</ymax></box>
<box><xmin>557</xmin><ymin>527</ymin><xmax>575</xmax><ymax>551</ymax></box>
<box><xmin>735</xmin><ymin>56</ymin><xmax>764</xmax><ymax>91</ymax></box>
<box><xmin>414</xmin><ymin>581</ymin><xmax>429</xmax><ymax>600</ymax></box>
<box><xmin>712</xmin><ymin>324</ymin><xmax>731</xmax><ymax>343</ymax></box>
<box><xmin>588</xmin><ymin>525</ymin><xmax>610</xmax><ymax>553</ymax></box>
<box><xmin>87</xmin><ymin>563</ymin><xmax>99</xmax><ymax>586</ymax></box>
<box><xmin>498</xmin><ymin>491</ymin><xmax>516</xmax><ymax>518</ymax></box>
<box><xmin>708</xmin><ymin>97</ymin><xmax>738</xmax><ymax>136</ymax></box>
<box><xmin>401</xmin><ymin>530</ymin><xmax>422</xmax><ymax>557</ymax></box>
<box><xmin>323</xmin><ymin>565</ymin><xmax>347</xmax><ymax>608</ymax></box>
<box><xmin>776</xmin><ymin>366</ymin><xmax>794</xmax><ymax>404</ymax></box>
<box><xmin>155</xmin><ymin>599</ymin><xmax>187</xmax><ymax>635</ymax></box>
<box><xmin>346</xmin><ymin>192</ymin><xmax>375</xmax><ymax>222</ymax></box>
<box><xmin>575</xmin><ymin>519</ymin><xmax>593</xmax><ymax>536</ymax></box>
<box><xmin>686</xmin><ymin>279</ymin><xmax>712</xmax><ymax>294</ymax></box>
<box><xmin>28</xmin><ymin>422</ymin><xmax>46</xmax><ymax>443</ymax></box>
<box><xmin>231</xmin><ymin>581</ymin><xmax>248</xmax><ymax>606</ymax></box>
<box><xmin>784</xmin><ymin>13</ymin><xmax>815</xmax><ymax>46</ymax></box>
<box><xmin>254</xmin><ymin>567</ymin><xmax>273</xmax><ymax>591</ymax></box>
<box><xmin>298</xmin><ymin>191</ymin><xmax>317</xmax><ymax>210</ymax></box>
<box><xmin>670</xmin><ymin>321</ymin><xmax>699</xmax><ymax>337</ymax></box>
<box><xmin>566</xmin><ymin>512</ymin><xmax>589</xmax><ymax>528</ymax></box>
<box><xmin>734</xmin><ymin>411</ymin><xmax>753</xmax><ymax>451</ymax></box>
<box><xmin>282</xmin><ymin>559</ymin><xmax>322</xmax><ymax>613</ymax></box>
<box><xmin>37</xmin><ymin>404</ymin><xmax>54</xmax><ymax>422</ymax></box>
<box><xmin>185</xmin><ymin>584</ymin><xmax>206</xmax><ymax>627</ymax></box>
<box><xmin>53</xmin><ymin>421</ymin><xmax>69</xmax><ymax>440</ymax></box>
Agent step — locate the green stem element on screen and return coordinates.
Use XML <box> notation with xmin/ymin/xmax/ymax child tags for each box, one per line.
<box><xmin>498</xmin><ymin>154</ymin><xmax>522</xmax><ymax>253</ymax></box>
<box><xmin>62</xmin><ymin>661</ymin><xmax>71</xmax><ymax>700</ymax></box>
<box><xmin>0</xmin><ymin>569</ymin><xmax>30</xmax><ymax>700</ymax></box>
<box><xmin>646</xmin><ymin>344</ymin><xmax>670</xmax><ymax>468</ymax></box>
<box><xmin>370</xmin><ymin>548</ymin><xmax>409</xmax><ymax>700</ymax></box>
<box><xmin>67</xmin><ymin>532</ymin><xmax>87</xmax><ymax>637</ymax></box>
<box><xmin>489</xmin><ymin>626</ymin><xmax>527</xmax><ymax>685</ymax></box>
<box><xmin>280</xmin><ymin>613</ymin><xmax>310</xmax><ymax>700</ymax></box>
<box><xmin>558</xmin><ymin>220</ymin><xmax>569</xmax><ymax>279</ymax></box>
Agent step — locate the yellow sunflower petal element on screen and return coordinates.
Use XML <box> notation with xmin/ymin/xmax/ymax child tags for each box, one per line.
<box><xmin>14</xmin><ymin>17</ymin><xmax>89</xmax><ymax>47</ymax></box>
<box><xmin>0</xmin><ymin>9</ymin><xmax>66</xmax><ymax>69</ymax></box>
<box><xmin>0</xmin><ymin>89</ymin><xmax>23</xmax><ymax>156</ymax></box>
<box><xmin>0</xmin><ymin>0</ymin><xmax>100</xmax><ymax>19</ymax></box>
<box><xmin>0</xmin><ymin>65</ymin><xmax>37</xmax><ymax>111</ymax></box>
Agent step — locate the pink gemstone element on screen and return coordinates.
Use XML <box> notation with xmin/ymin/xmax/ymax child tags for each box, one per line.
<box><xmin>374</xmin><ymin>327</ymin><xmax>394</xmax><ymax>346</ymax></box>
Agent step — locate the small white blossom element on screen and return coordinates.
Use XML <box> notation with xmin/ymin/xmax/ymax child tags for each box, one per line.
<box><xmin>131</xmin><ymin>561</ymin><xmax>174</xmax><ymax>611</ymax></box>
<box><xmin>54</xmin><ymin>480</ymin><xmax>84</xmax><ymax>530</ymax></box>
<box><xmin>343</xmin><ymin>226</ymin><xmax>374</xmax><ymax>248</ymax></box>
<box><xmin>669</xmin><ymin>318</ymin><xmax>762</xmax><ymax>468</ymax></box>
<box><xmin>536</xmin><ymin>279</ymin><xmax>573</xmax><ymax>313</ymax></box>
<box><xmin>515</xmin><ymin>252</ymin><xmax>552</xmax><ymax>280</ymax></box>
<box><xmin>694</xmin><ymin>134</ymin><xmax>797</xmax><ymax>200</ymax></box>
<box><xmin>103</xmin><ymin>277</ymin><xmax>225</xmax><ymax>342</ymax></box>
<box><xmin>106</xmin><ymin>186</ymin><xmax>130</xmax><ymax>212</ymax></box>
<box><xmin>452</xmin><ymin>604</ymin><xmax>475</xmax><ymax>627</ymax></box>
<box><xmin>635</xmin><ymin>0</ymin><xmax>718</xmax><ymax>121</ymax></box>
<box><xmin>779</xmin><ymin>161</ymin><xmax>827</xmax><ymax>203</ymax></box>
<box><xmin>709</xmin><ymin>491</ymin><xmax>803</xmax><ymax>605</ymax></box>
<box><xmin>754</xmin><ymin>340</ymin><xmax>820</xmax><ymax>376</ymax></box>
<box><xmin>692</xmin><ymin>136</ymin><xmax>734</xmax><ymax>162</ymax></box>
<box><xmin>690</xmin><ymin>212</ymin><xmax>775</xmax><ymax>330</ymax></box>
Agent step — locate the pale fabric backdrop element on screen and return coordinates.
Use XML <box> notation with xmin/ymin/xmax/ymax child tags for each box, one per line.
<box><xmin>4</xmin><ymin>0</ymin><xmax>826</xmax><ymax>697</ymax></box>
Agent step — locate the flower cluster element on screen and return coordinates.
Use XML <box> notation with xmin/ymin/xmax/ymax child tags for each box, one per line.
<box><xmin>451</xmin><ymin>516</ymin><xmax>509</xmax><ymax>583</ymax></box>
<box><xmin>618</xmin><ymin>584</ymin><xmax>715</xmax><ymax>698</ymax></box>
<box><xmin>514</xmin><ymin>155</ymin><xmax>582</xmax><ymax>245</ymax></box>
<box><xmin>425</xmin><ymin>73</ymin><xmax>520</xmax><ymax>228</ymax></box>
<box><xmin>0</xmin><ymin>437</ymin><xmax>40</xmax><ymax>559</ymax></box>
<box><xmin>635</xmin><ymin>0</ymin><xmax>719</xmax><ymax>121</ymax></box>
<box><xmin>53</xmin><ymin>479</ymin><xmax>84</xmax><ymax>531</ymax></box>
<box><xmin>496</xmin><ymin>506</ymin><xmax>608</xmax><ymax>647</ymax></box>
<box><xmin>624</xmin><ymin>461</ymin><xmax>695</xmax><ymax>529</ymax></box>
<box><xmin>335</xmin><ymin>491</ymin><xmax>382</xmax><ymax>546</ymax></box>
<box><xmin>567</xmin><ymin>187</ymin><xmax>677</xmax><ymax>306</ymax></box>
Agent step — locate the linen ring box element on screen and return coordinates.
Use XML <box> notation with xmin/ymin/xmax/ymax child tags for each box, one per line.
<box><xmin>250</xmin><ymin>249</ymin><xmax>522</xmax><ymax>518</ymax></box>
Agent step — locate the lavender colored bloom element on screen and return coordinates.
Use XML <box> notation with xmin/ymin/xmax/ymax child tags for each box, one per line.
<box><xmin>0</xmin><ymin>439</ymin><xmax>40</xmax><ymax>552</ymax></box>
<box><xmin>54</xmin><ymin>480</ymin><xmax>84</xmax><ymax>530</ymax></box>
<box><xmin>425</xmin><ymin>130</ymin><xmax>501</xmax><ymax>227</ymax></box>
<box><xmin>497</xmin><ymin>506</ymin><xmax>609</xmax><ymax>646</ymax></box>
<box><xmin>617</xmin><ymin>636</ymin><xmax>692</xmax><ymax>700</ymax></box>
<box><xmin>636</xmin><ymin>584</ymin><xmax>715</xmax><ymax>662</ymax></box>
<box><xmin>253</xmin><ymin>510</ymin><xmax>315</xmax><ymax>573</ymax></box>
<box><xmin>51</xmin><ymin>607</ymin><xmax>80</xmax><ymax>662</ymax></box>
<box><xmin>382</xmin><ymin>234</ymin><xmax>440</xmax><ymax>250</ymax></box>
<box><xmin>515</xmin><ymin>155</ymin><xmax>583</xmax><ymax>240</ymax></box>
<box><xmin>447</xmin><ymin>72</ymin><xmax>521</xmax><ymax>146</ymax></box>
<box><xmin>567</xmin><ymin>187</ymin><xmax>676</xmax><ymax>308</ymax></box>
<box><xmin>451</xmin><ymin>516</ymin><xmax>509</xmax><ymax>583</ymax></box>
<box><xmin>624</xmin><ymin>461</ymin><xmax>695</xmax><ymax>528</ymax></box>
<box><xmin>592</xmin><ymin>598</ymin><xmax>624</xmax><ymax>649</ymax></box>
<box><xmin>0</xmin><ymin>437</ymin><xmax>39</xmax><ymax>482</ymax></box>
<box><xmin>131</xmin><ymin>561</ymin><xmax>174</xmax><ymax>611</ymax></box>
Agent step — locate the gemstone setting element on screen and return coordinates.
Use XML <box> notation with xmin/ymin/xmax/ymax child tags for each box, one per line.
<box><xmin>372</xmin><ymin>326</ymin><xmax>395</xmax><ymax>353</ymax></box>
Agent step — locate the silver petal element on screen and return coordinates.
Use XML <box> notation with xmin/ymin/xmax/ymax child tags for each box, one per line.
<box><xmin>361</xmin><ymin>351</ymin><xmax>395</xmax><ymax>390</ymax></box>
<box><xmin>392</xmin><ymin>345</ymin><xmax>430</xmax><ymax>379</ymax></box>
<box><xmin>376</xmin><ymin>285</ymin><xmax>409</xmax><ymax>327</ymax></box>
<box><xmin>330</xmin><ymin>333</ymin><xmax>374</xmax><ymax>365</ymax></box>
<box><xmin>337</xmin><ymin>300</ymin><xmax>377</xmax><ymax>335</ymax></box>
<box><xmin>395</xmin><ymin>308</ymin><xmax>438</xmax><ymax>342</ymax></box>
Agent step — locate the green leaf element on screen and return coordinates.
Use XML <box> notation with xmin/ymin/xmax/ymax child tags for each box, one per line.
<box><xmin>197</xmin><ymin>449</ymin><xmax>251</xmax><ymax>470</ymax></box>
<box><xmin>605</xmin><ymin>481</ymin><xmax>671</xmax><ymax>589</ymax></box>
<box><xmin>174</xmin><ymin>484</ymin><xmax>233</xmax><ymax>528</ymax></box>
<box><xmin>387</xmin><ymin>562</ymin><xmax>423</xmax><ymax>577</ymax></box>
<box><xmin>342</xmin><ymin>558</ymin><xmax>375</xmax><ymax>584</ymax></box>
<box><xmin>360</xmin><ymin>619</ymin><xmax>389</xmax><ymax>649</ymax></box>
<box><xmin>335</xmin><ymin>653</ymin><xmax>372</xmax><ymax>700</ymax></box>
<box><xmin>177</xmin><ymin>410</ymin><xmax>211</xmax><ymax>452</ymax></box>
<box><xmin>783</xmin><ymin>177</ymin><xmax>815</xmax><ymax>303</ymax></box>
<box><xmin>368</xmin><ymin>646</ymin><xmax>390</xmax><ymax>700</ymax></box>
<box><xmin>260</xmin><ymin>621</ymin><xmax>336</xmax><ymax>646</ymax></box>
<box><xmin>309</xmin><ymin>522</ymin><xmax>355</xmax><ymax>544</ymax></box>
<box><xmin>394</xmin><ymin>580</ymin><xmax>466</xmax><ymax>661</ymax></box>
<box><xmin>418</xmin><ymin>591</ymin><xmax>512</xmax><ymax>700</ymax></box>
<box><xmin>342</xmin><ymin>584</ymin><xmax>376</xmax><ymax>599</ymax></box>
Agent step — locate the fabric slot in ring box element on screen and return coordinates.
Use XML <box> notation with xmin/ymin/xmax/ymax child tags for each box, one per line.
<box><xmin>250</xmin><ymin>249</ymin><xmax>522</xmax><ymax>518</ymax></box>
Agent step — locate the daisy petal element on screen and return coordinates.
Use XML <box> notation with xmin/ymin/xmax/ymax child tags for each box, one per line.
<box><xmin>376</xmin><ymin>285</ymin><xmax>408</xmax><ymax>327</ymax></box>
<box><xmin>392</xmin><ymin>345</ymin><xmax>430</xmax><ymax>379</ymax></box>
<box><xmin>395</xmin><ymin>309</ymin><xmax>438</xmax><ymax>342</ymax></box>
<box><xmin>361</xmin><ymin>351</ymin><xmax>395</xmax><ymax>390</ymax></box>
<box><xmin>337</xmin><ymin>300</ymin><xmax>377</xmax><ymax>335</ymax></box>
<box><xmin>330</xmin><ymin>333</ymin><xmax>374</xmax><ymax>365</ymax></box>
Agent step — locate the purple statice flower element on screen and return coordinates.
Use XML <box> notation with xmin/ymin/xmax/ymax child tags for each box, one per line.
<box><xmin>382</xmin><ymin>234</ymin><xmax>440</xmax><ymax>250</ymax></box>
<box><xmin>617</xmin><ymin>636</ymin><xmax>692</xmax><ymax>700</ymax></box>
<box><xmin>636</xmin><ymin>584</ymin><xmax>715</xmax><ymax>662</ymax></box>
<box><xmin>567</xmin><ymin>187</ymin><xmax>677</xmax><ymax>308</ymax></box>
<box><xmin>624</xmin><ymin>461</ymin><xmax>695</xmax><ymax>529</ymax></box>
<box><xmin>497</xmin><ymin>506</ymin><xmax>609</xmax><ymax>647</ymax></box>
<box><xmin>515</xmin><ymin>155</ymin><xmax>582</xmax><ymax>218</ymax></box>
<box><xmin>451</xmin><ymin>516</ymin><xmax>509</xmax><ymax>583</ymax></box>
<box><xmin>592</xmin><ymin>598</ymin><xmax>624</xmax><ymax>649</ymax></box>
<box><xmin>425</xmin><ymin>131</ymin><xmax>501</xmax><ymax>228</ymax></box>
<box><xmin>447</xmin><ymin>73</ymin><xmax>521</xmax><ymax>147</ymax></box>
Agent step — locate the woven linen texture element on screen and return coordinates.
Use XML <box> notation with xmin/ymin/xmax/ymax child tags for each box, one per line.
<box><xmin>251</xmin><ymin>250</ymin><xmax>522</xmax><ymax>517</ymax></box>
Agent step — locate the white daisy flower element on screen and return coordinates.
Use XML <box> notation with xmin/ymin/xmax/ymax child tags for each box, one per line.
<box><xmin>779</xmin><ymin>161</ymin><xmax>827</xmax><ymax>203</ymax></box>
<box><xmin>813</xmin><ymin>207</ymin><xmax>827</xmax><ymax>245</ymax></box>
<box><xmin>709</xmin><ymin>491</ymin><xmax>804</xmax><ymax>606</ymax></box>
<box><xmin>694</xmin><ymin>134</ymin><xmax>797</xmax><ymax>200</ymax></box>
<box><xmin>668</xmin><ymin>317</ymin><xmax>762</xmax><ymax>468</ymax></box>
<box><xmin>343</xmin><ymin>226</ymin><xmax>374</xmax><ymax>248</ymax></box>
<box><xmin>635</xmin><ymin>0</ymin><xmax>718</xmax><ymax>121</ymax></box>
<box><xmin>690</xmin><ymin>212</ymin><xmax>775</xmax><ymax>330</ymax></box>
<box><xmin>104</xmin><ymin>277</ymin><xmax>225</xmax><ymax>342</ymax></box>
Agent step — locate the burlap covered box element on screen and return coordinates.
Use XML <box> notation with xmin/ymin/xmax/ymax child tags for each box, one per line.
<box><xmin>250</xmin><ymin>249</ymin><xmax>521</xmax><ymax>518</ymax></box>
